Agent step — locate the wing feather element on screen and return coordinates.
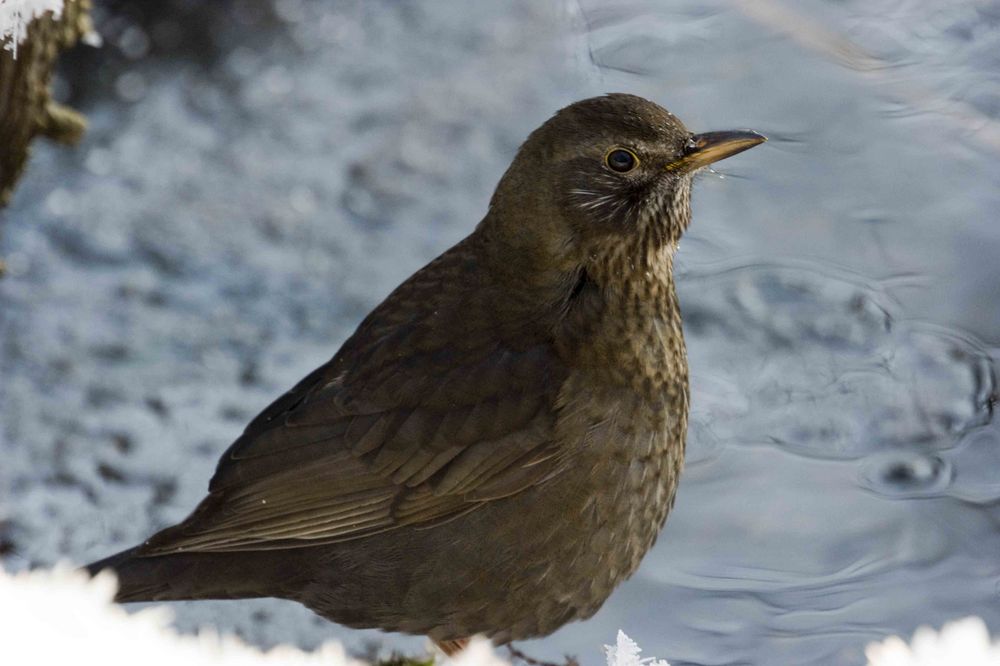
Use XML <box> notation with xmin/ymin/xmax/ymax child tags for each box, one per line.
<box><xmin>140</xmin><ymin>240</ymin><xmax>571</xmax><ymax>555</ymax></box>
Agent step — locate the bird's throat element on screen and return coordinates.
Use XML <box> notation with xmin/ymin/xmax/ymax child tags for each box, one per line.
<box><xmin>560</xmin><ymin>238</ymin><xmax>687</xmax><ymax>405</ymax></box>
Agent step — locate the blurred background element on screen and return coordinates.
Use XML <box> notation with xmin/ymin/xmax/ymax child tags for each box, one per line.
<box><xmin>1</xmin><ymin>1</ymin><xmax>999</xmax><ymax>664</ymax></box>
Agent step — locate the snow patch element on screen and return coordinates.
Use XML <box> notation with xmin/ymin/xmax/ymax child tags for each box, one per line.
<box><xmin>865</xmin><ymin>617</ymin><xmax>1000</xmax><ymax>666</ymax></box>
<box><xmin>1</xmin><ymin>563</ymin><xmax>365</xmax><ymax>666</ymax></box>
<box><xmin>0</xmin><ymin>0</ymin><xmax>63</xmax><ymax>57</ymax></box>
<box><xmin>0</xmin><ymin>563</ymin><xmax>525</xmax><ymax>665</ymax></box>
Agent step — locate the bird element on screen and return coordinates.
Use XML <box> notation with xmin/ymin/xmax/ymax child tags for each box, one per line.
<box><xmin>85</xmin><ymin>93</ymin><xmax>765</xmax><ymax>655</ymax></box>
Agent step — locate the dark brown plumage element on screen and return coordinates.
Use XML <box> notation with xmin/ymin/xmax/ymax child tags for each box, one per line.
<box><xmin>85</xmin><ymin>94</ymin><xmax>765</xmax><ymax>651</ymax></box>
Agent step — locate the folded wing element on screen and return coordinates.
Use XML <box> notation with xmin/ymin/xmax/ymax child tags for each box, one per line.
<box><xmin>141</xmin><ymin>242</ymin><xmax>570</xmax><ymax>554</ymax></box>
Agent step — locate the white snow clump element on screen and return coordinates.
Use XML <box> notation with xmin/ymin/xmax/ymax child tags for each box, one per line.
<box><xmin>865</xmin><ymin>617</ymin><xmax>1000</xmax><ymax>666</ymax></box>
<box><xmin>0</xmin><ymin>563</ymin><xmax>364</xmax><ymax>666</ymax></box>
<box><xmin>0</xmin><ymin>562</ymin><xmax>517</xmax><ymax>665</ymax></box>
<box><xmin>0</xmin><ymin>0</ymin><xmax>62</xmax><ymax>57</ymax></box>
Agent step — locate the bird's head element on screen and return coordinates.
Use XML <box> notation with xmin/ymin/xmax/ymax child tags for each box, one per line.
<box><xmin>484</xmin><ymin>94</ymin><xmax>765</xmax><ymax>278</ymax></box>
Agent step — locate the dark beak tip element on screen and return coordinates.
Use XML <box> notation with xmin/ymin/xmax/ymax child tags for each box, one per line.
<box><xmin>692</xmin><ymin>129</ymin><xmax>768</xmax><ymax>148</ymax></box>
<box><xmin>727</xmin><ymin>129</ymin><xmax>767</xmax><ymax>145</ymax></box>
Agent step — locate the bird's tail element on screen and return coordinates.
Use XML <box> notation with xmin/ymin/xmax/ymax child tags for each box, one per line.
<box><xmin>85</xmin><ymin>546</ymin><xmax>306</xmax><ymax>603</ymax></box>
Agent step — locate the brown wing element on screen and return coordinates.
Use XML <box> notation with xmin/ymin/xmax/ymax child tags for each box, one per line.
<box><xmin>141</xmin><ymin>239</ymin><xmax>570</xmax><ymax>554</ymax></box>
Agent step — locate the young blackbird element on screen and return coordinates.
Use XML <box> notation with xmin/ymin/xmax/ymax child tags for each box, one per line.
<box><xmin>86</xmin><ymin>94</ymin><xmax>765</xmax><ymax>654</ymax></box>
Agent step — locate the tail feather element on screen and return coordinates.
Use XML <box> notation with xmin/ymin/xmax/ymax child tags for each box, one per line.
<box><xmin>85</xmin><ymin>546</ymin><xmax>171</xmax><ymax>602</ymax></box>
<box><xmin>84</xmin><ymin>545</ymin><xmax>307</xmax><ymax>603</ymax></box>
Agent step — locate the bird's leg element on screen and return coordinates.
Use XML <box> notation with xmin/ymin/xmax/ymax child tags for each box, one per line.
<box><xmin>433</xmin><ymin>638</ymin><xmax>470</xmax><ymax>657</ymax></box>
<box><xmin>506</xmin><ymin>644</ymin><xmax>579</xmax><ymax>666</ymax></box>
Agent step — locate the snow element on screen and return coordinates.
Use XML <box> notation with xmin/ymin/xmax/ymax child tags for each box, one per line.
<box><xmin>0</xmin><ymin>564</ymin><xmax>511</xmax><ymax>666</ymax></box>
<box><xmin>604</xmin><ymin>631</ymin><xmax>670</xmax><ymax>666</ymax></box>
<box><xmin>0</xmin><ymin>0</ymin><xmax>62</xmax><ymax>57</ymax></box>
<box><xmin>865</xmin><ymin>617</ymin><xmax>1000</xmax><ymax>666</ymax></box>
<box><xmin>600</xmin><ymin>624</ymin><xmax>1000</xmax><ymax>666</ymax></box>
<box><xmin>0</xmin><ymin>563</ymin><xmax>364</xmax><ymax>665</ymax></box>
<box><xmin>5</xmin><ymin>566</ymin><xmax>993</xmax><ymax>666</ymax></box>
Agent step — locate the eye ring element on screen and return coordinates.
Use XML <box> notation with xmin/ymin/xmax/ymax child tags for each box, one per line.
<box><xmin>604</xmin><ymin>147</ymin><xmax>639</xmax><ymax>173</ymax></box>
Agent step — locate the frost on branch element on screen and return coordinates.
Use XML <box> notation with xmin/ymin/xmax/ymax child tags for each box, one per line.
<box><xmin>0</xmin><ymin>0</ymin><xmax>63</xmax><ymax>58</ymax></box>
<box><xmin>0</xmin><ymin>0</ymin><xmax>90</xmax><ymax>214</ymax></box>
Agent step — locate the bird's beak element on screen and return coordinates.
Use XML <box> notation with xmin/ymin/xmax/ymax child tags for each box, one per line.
<box><xmin>665</xmin><ymin>130</ymin><xmax>766</xmax><ymax>173</ymax></box>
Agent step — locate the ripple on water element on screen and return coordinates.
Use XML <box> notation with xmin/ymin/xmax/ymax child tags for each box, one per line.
<box><xmin>858</xmin><ymin>450</ymin><xmax>952</xmax><ymax>498</ymax></box>
<box><xmin>681</xmin><ymin>262</ymin><xmax>996</xmax><ymax>461</ymax></box>
<box><xmin>943</xmin><ymin>429</ymin><xmax>1000</xmax><ymax>504</ymax></box>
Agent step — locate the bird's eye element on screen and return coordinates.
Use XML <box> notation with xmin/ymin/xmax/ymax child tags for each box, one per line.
<box><xmin>605</xmin><ymin>148</ymin><xmax>639</xmax><ymax>173</ymax></box>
